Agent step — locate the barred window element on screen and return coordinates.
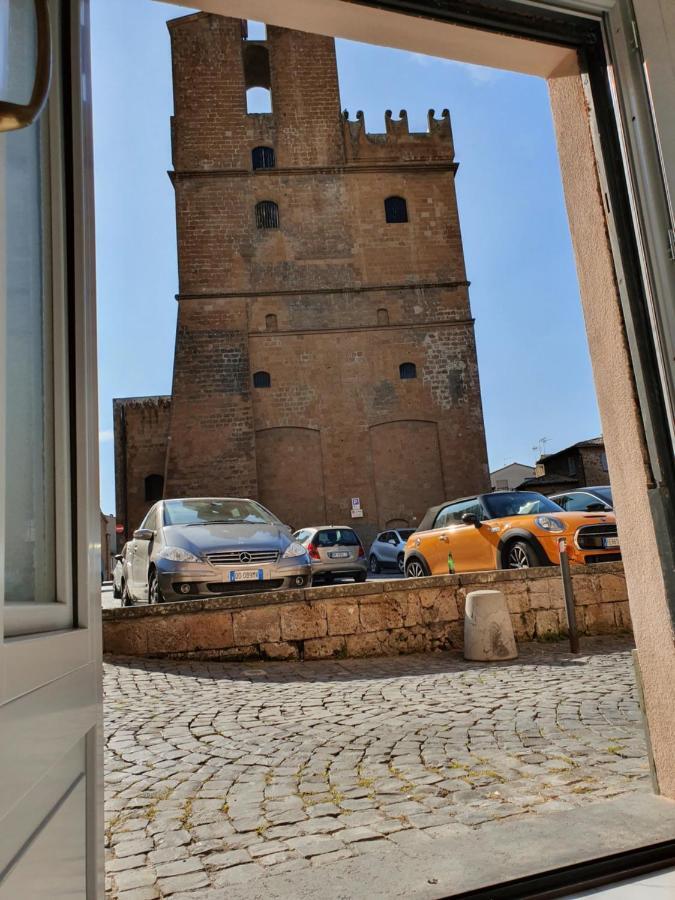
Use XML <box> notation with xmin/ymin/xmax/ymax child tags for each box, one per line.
<box><xmin>399</xmin><ymin>362</ymin><xmax>417</xmax><ymax>380</ymax></box>
<box><xmin>253</xmin><ymin>371</ymin><xmax>271</xmax><ymax>388</ymax></box>
<box><xmin>385</xmin><ymin>196</ymin><xmax>408</xmax><ymax>224</ymax></box>
<box><xmin>256</xmin><ymin>201</ymin><xmax>279</xmax><ymax>229</ymax></box>
<box><xmin>252</xmin><ymin>146</ymin><xmax>276</xmax><ymax>170</ymax></box>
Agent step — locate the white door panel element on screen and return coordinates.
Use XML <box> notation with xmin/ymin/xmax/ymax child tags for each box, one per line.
<box><xmin>0</xmin><ymin>0</ymin><xmax>102</xmax><ymax>896</ymax></box>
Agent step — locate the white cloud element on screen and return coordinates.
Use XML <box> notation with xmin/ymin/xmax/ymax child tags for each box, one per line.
<box><xmin>408</xmin><ymin>52</ymin><xmax>502</xmax><ymax>86</ymax></box>
<box><xmin>99</xmin><ymin>429</ymin><xmax>114</xmax><ymax>443</ymax></box>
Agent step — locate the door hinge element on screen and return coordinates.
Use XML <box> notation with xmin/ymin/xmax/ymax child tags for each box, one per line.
<box><xmin>668</xmin><ymin>227</ymin><xmax>675</xmax><ymax>262</ymax></box>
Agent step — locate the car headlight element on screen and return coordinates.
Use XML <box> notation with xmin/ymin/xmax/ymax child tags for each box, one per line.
<box><xmin>158</xmin><ymin>546</ymin><xmax>201</xmax><ymax>562</ymax></box>
<box><xmin>534</xmin><ymin>516</ymin><xmax>566</xmax><ymax>533</ymax></box>
<box><xmin>282</xmin><ymin>541</ymin><xmax>308</xmax><ymax>559</ymax></box>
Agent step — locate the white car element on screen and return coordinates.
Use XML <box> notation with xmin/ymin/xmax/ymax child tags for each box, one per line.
<box><xmin>368</xmin><ymin>528</ymin><xmax>415</xmax><ymax>574</ymax></box>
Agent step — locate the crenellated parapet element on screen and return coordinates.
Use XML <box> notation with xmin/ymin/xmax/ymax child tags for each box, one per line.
<box><xmin>342</xmin><ymin>108</ymin><xmax>454</xmax><ymax>163</ymax></box>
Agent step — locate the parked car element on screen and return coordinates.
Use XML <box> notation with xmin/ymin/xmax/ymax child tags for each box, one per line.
<box><xmin>551</xmin><ymin>486</ymin><xmax>613</xmax><ymax>512</ymax></box>
<box><xmin>293</xmin><ymin>526</ymin><xmax>368</xmax><ymax>583</ymax></box>
<box><xmin>404</xmin><ymin>490</ymin><xmax>621</xmax><ymax>577</ymax></box>
<box><xmin>125</xmin><ymin>497</ymin><xmax>311</xmax><ymax>604</ymax></box>
<box><xmin>112</xmin><ymin>545</ymin><xmax>127</xmax><ymax>600</ymax></box>
<box><xmin>368</xmin><ymin>529</ymin><xmax>415</xmax><ymax>574</ymax></box>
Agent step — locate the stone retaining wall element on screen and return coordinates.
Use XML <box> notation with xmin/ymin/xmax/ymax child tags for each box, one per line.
<box><xmin>102</xmin><ymin>562</ymin><xmax>631</xmax><ymax>661</ymax></box>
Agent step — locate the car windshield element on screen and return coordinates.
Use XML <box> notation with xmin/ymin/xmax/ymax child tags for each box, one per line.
<box><xmin>482</xmin><ymin>491</ymin><xmax>562</xmax><ymax>518</ymax></box>
<box><xmin>316</xmin><ymin>529</ymin><xmax>360</xmax><ymax>547</ymax></box>
<box><xmin>592</xmin><ymin>487</ymin><xmax>613</xmax><ymax>504</ymax></box>
<box><xmin>163</xmin><ymin>498</ymin><xmax>280</xmax><ymax>527</ymax></box>
<box><xmin>397</xmin><ymin>529</ymin><xmax>414</xmax><ymax>540</ymax></box>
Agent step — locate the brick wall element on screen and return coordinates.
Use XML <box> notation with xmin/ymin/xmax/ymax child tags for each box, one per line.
<box><xmin>113</xmin><ymin>397</ymin><xmax>171</xmax><ymax>539</ymax></box>
<box><xmin>103</xmin><ymin>561</ymin><xmax>631</xmax><ymax>661</ymax></box>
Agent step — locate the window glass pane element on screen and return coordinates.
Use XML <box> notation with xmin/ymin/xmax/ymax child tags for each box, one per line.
<box><xmin>0</xmin><ymin>0</ymin><xmax>38</xmax><ymax>106</ymax></box>
<box><xmin>2</xmin><ymin>112</ymin><xmax>56</xmax><ymax>603</ymax></box>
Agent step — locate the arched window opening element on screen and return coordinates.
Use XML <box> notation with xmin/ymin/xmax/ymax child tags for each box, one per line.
<box><xmin>377</xmin><ymin>308</ymin><xmax>389</xmax><ymax>326</ymax></box>
<box><xmin>253</xmin><ymin>371</ymin><xmax>271</xmax><ymax>388</ymax></box>
<box><xmin>243</xmin><ymin>43</ymin><xmax>271</xmax><ymax>114</ymax></box>
<box><xmin>385</xmin><ymin>196</ymin><xmax>408</xmax><ymax>224</ymax></box>
<box><xmin>252</xmin><ymin>146</ymin><xmax>276</xmax><ymax>170</ymax></box>
<box><xmin>256</xmin><ymin>201</ymin><xmax>279</xmax><ymax>229</ymax></box>
<box><xmin>399</xmin><ymin>362</ymin><xmax>417</xmax><ymax>380</ymax></box>
<box><xmin>265</xmin><ymin>314</ymin><xmax>278</xmax><ymax>332</ymax></box>
<box><xmin>243</xmin><ymin>20</ymin><xmax>267</xmax><ymax>40</ymax></box>
<box><xmin>144</xmin><ymin>474</ymin><xmax>164</xmax><ymax>503</ymax></box>
<box><xmin>246</xmin><ymin>87</ymin><xmax>272</xmax><ymax>114</ymax></box>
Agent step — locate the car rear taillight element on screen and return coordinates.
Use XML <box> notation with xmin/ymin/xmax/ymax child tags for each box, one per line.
<box><xmin>308</xmin><ymin>543</ymin><xmax>320</xmax><ymax>560</ymax></box>
<box><xmin>358</xmin><ymin>545</ymin><xmax>365</xmax><ymax>558</ymax></box>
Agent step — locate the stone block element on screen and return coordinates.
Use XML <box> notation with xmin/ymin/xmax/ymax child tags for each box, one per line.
<box><xmin>504</xmin><ymin>590</ymin><xmax>530</xmax><ymax>614</ymax></box>
<box><xmin>326</xmin><ymin>601</ymin><xmax>359</xmax><ymax>636</ymax></box>
<box><xmin>104</xmin><ymin>623</ymin><xmax>147</xmax><ymax>656</ymax></box>
<box><xmin>600</xmin><ymin>573</ymin><xmax>628</xmax><ymax>602</ymax></box>
<box><xmin>279</xmin><ymin>602</ymin><xmax>327</xmax><ymax>641</ymax></box>
<box><xmin>345</xmin><ymin>631</ymin><xmax>387</xmax><ymax>657</ymax></box>
<box><xmin>420</xmin><ymin>589</ymin><xmax>458</xmax><ymax>625</ymax></box>
<box><xmin>615</xmin><ymin>601</ymin><xmax>633</xmax><ymax>631</ymax></box>
<box><xmin>358</xmin><ymin>598</ymin><xmax>404</xmax><ymax>632</ymax></box>
<box><xmin>303</xmin><ymin>636</ymin><xmax>347</xmax><ymax>659</ymax></box>
<box><xmin>583</xmin><ymin>602</ymin><xmax>618</xmax><ymax>634</ymax></box>
<box><xmin>188</xmin><ymin>612</ymin><xmax>234</xmax><ymax>651</ymax></box>
<box><xmin>386</xmin><ymin>627</ymin><xmax>430</xmax><ymax>655</ymax></box>
<box><xmin>145</xmin><ymin>617</ymin><xmax>191</xmax><ymax>656</ymax></box>
<box><xmin>232</xmin><ymin>605</ymin><xmax>281</xmax><ymax>644</ymax></box>
<box><xmin>534</xmin><ymin>609</ymin><xmax>560</xmax><ymax>639</ymax></box>
<box><xmin>261</xmin><ymin>641</ymin><xmax>300</xmax><ymax>660</ymax></box>
<box><xmin>570</xmin><ymin>574</ymin><xmax>597</xmax><ymax>606</ymax></box>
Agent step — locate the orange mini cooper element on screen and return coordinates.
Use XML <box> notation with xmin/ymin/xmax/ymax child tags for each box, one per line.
<box><xmin>404</xmin><ymin>490</ymin><xmax>621</xmax><ymax>577</ymax></box>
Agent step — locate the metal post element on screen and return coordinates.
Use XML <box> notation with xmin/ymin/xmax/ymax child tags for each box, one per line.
<box><xmin>559</xmin><ymin>538</ymin><xmax>579</xmax><ymax>653</ymax></box>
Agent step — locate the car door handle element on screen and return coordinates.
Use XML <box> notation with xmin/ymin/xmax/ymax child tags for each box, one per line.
<box><xmin>439</xmin><ymin>535</ymin><xmax>449</xmax><ymax>543</ymax></box>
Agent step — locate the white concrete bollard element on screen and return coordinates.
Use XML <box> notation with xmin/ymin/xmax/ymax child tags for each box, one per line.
<box><xmin>464</xmin><ymin>589</ymin><xmax>518</xmax><ymax>661</ymax></box>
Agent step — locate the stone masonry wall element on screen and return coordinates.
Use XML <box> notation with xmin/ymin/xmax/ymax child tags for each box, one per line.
<box><xmin>103</xmin><ymin>562</ymin><xmax>630</xmax><ymax>661</ymax></box>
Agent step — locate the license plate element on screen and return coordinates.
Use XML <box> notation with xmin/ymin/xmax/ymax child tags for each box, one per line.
<box><xmin>603</xmin><ymin>536</ymin><xmax>620</xmax><ymax>548</ymax></box>
<box><xmin>229</xmin><ymin>569</ymin><xmax>264</xmax><ymax>582</ymax></box>
<box><xmin>328</xmin><ymin>551</ymin><xmax>349</xmax><ymax>558</ymax></box>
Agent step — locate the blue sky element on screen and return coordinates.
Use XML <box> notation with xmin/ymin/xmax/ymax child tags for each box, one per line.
<box><xmin>92</xmin><ymin>0</ymin><xmax>600</xmax><ymax>515</ymax></box>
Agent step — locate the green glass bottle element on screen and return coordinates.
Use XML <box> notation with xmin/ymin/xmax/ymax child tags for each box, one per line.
<box><xmin>448</xmin><ymin>551</ymin><xmax>455</xmax><ymax>574</ymax></box>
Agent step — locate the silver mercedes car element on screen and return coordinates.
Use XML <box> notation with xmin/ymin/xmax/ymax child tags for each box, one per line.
<box><xmin>124</xmin><ymin>497</ymin><xmax>312</xmax><ymax>604</ymax></box>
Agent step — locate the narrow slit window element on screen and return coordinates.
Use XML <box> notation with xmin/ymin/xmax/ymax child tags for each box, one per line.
<box><xmin>256</xmin><ymin>201</ymin><xmax>279</xmax><ymax>229</ymax></box>
<box><xmin>253</xmin><ymin>371</ymin><xmax>271</xmax><ymax>388</ymax></box>
<box><xmin>252</xmin><ymin>146</ymin><xmax>276</xmax><ymax>170</ymax></box>
<box><xmin>246</xmin><ymin>87</ymin><xmax>272</xmax><ymax>114</ymax></box>
<box><xmin>399</xmin><ymin>362</ymin><xmax>417</xmax><ymax>380</ymax></box>
<box><xmin>265</xmin><ymin>314</ymin><xmax>278</xmax><ymax>331</ymax></box>
<box><xmin>144</xmin><ymin>474</ymin><xmax>164</xmax><ymax>503</ymax></box>
<box><xmin>385</xmin><ymin>196</ymin><xmax>408</xmax><ymax>224</ymax></box>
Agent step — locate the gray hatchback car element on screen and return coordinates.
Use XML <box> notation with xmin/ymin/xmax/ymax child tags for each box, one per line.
<box><xmin>368</xmin><ymin>528</ymin><xmax>415</xmax><ymax>574</ymax></box>
<box><xmin>293</xmin><ymin>526</ymin><xmax>368</xmax><ymax>584</ymax></box>
<box><xmin>125</xmin><ymin>497</ymin><xmax>311</xmax><ymax>604</ymax></box>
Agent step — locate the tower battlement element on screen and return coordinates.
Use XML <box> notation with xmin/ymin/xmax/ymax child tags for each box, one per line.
<box><xmin>342</xmin><ymin>108</ymin><xmax>454</xmax><ymax>163</ymax></box>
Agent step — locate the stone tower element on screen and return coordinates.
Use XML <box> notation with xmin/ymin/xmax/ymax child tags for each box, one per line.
<box><xmin>115</xmin><ymin>12</ymin><xmax>490</xmax><ymax>541</ymax></box>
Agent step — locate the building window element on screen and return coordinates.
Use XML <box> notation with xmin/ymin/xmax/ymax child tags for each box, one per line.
<box><xmin>256</xmin><ymin>201</ymin><xmax>279</xmax><ymax>229</ymax></box>
<box><xmin>265</xmin><ymin>314</ymin><xmax>278</xmax><ymax>332</ymax></box>
<box><xmin>377</xmin><ymin>308</ymin><xmax>389</xmax><ymax>326</ymax></box>
<box><xmin>243</xmin><ymin>43</ymin><xmax>272</xmax><ymax>114</ymax></box>
<box><xmin>246</xmin><ymin>87</ymin><xmax>272</xmax><ymax>114</ymax></box>
<box><xmin>385</xmin><ymin>196</ymin><xmax>408</xmax><ymax>224</ymax></box>
<box><xmin>252</xmin><ymin>146</ymin><xmax>276</xmax><ymax>170</ymax></box>
<box><xmin>144</xmin><ymin>474</ymin><xmax>164</xmax><ymax>503</ymax></box>
<box><xmin>399</xmin><ymin>362</ymin><xmax>417</xmax><ymax>380</ymax></box>
<box><xmin>243</xmin><ymin>20</ymin><xmax>267</xmax><ymax>40</ymax></box>
<box><xmin>253</xmin><ymin>371</ymin><xmax>271</xmax><ymax>388</ymax></box>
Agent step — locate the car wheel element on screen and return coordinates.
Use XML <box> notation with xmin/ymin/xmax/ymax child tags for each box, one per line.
<box><xmin>354</xmin><ymin>572</ymin><xmax>367</xmax><ymax>583</ymax></box>
<box><xmin>405</xmin><ymin>557</ymin><xmax>428</xmax><ymax>578</ymax></box>
<box><xmin>121</xmin><ymin>582</ymin><xmax>134</xmax><ymax>607</ymax></box>
<box><xmin>397</xmin><ymin>553</ymin><xmax>404</xmax><ymax>574</ymax></box>
<box><xmin>148</xmin><ymin>569</ymin><xmax>165</xmax><ymax>604</ymax></box>
<box><xmin>369</xmin><ymin>555</ymin><xmax>381</xmax><ymax>574</ymax></box>
<box><xmin>505</xmin><ymin>540</ymin><xmax>539</xmax><ymax>569</ymax></box>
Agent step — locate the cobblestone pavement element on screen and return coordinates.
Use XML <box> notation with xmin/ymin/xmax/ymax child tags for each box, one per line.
<box><xmin>104</xmin><ymin>636</ymin><xmax>649</xmax><ymax>899</ymax></box>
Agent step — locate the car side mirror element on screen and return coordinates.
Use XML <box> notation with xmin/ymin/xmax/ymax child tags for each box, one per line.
<box><xmin>133</xmin><ymin>528</ymin><xmax>154</xmax><ymax>541</ymax></box>
<box><xmin>462</xmin><ymin>513</ymin><xmax>481</xmax><ymax>527</ymax></box>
